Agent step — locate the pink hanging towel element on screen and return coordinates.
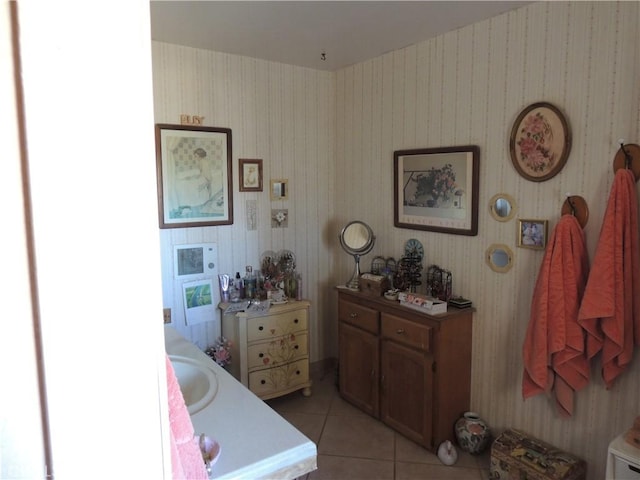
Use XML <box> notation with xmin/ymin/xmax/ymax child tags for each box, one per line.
<box><xmin>166</xmin><ymin>355</ymin><xmax>208</xmax><ymax>479</ymax></box>
<box><xmin>523</xmin><ymin>214</ymin><xmax>590</xmax><ymax>417</ymax></box>
<box><xmin>578</xmin><ymin>168</ymin><xmax>640</xmax><ymax>388</ymax></box>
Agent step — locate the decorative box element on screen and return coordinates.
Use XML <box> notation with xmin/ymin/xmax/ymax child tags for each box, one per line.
<box><xmin>490</xmin><ymin>429</ymin><xmax>586</xmax><ymax>480</ymax></box>
<box><xmin>398</xmin><ymin>292</ymin><xmax>447</xmax><ymax>315</ymax></box>
<box><xmin>359</xmin><ymin>273</ymin><xmax>389</xmax><ymax>297</ymax></box>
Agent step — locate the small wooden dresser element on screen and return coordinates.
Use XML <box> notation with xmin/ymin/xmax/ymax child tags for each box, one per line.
<box><xmin>337</xmin><ymin>287</ymin><xmax>473</xmax><ymax>452</ymax></box>
<box><xmin>221</xmin><ymin>300</ymin><xmax>312</xmax><ymax>400</ymax></box>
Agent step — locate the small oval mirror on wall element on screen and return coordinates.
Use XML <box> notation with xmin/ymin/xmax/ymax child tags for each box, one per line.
<box><xmin>489</xmin><ymin>193</ymin><xmax>517</xmax><ymax>222</ymax></box>
<box><xmin>486</xmin><ymin>244</ymin><xmax>514</xmax><ymax>273</ymax></box>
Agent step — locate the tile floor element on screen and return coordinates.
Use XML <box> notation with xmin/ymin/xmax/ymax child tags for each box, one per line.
<box><xmin>266</xmin><ymin>371</ymin><xmax>491</xmax><ymax>480</ymax></box>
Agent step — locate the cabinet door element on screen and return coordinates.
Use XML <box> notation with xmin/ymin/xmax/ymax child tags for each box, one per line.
<box><xmin>380</xmin><ymin>339</ymin><xmax>433</xmax><ymax>449</ymax></box>
<box><xmin>339</xmin><ymin>322</ymin><xmax>379</xmax><ymax>417</ymax></box>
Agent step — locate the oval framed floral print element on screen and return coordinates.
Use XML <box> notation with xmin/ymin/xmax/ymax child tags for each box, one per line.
<box><xmin>509</xmin><ymin>102</ymin><xmax>571</xmax><ymax>182</ymax></box>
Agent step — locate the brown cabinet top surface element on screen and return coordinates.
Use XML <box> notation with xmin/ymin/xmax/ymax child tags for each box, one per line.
<box><xmin>336</xmin><ymin>287</ymin><xmax>474</xmax><ymax>323</ymax></box>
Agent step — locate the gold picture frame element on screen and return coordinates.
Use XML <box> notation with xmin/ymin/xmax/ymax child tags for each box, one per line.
<box><xmin>517</xmin><ymin>218</ymin><xmax>548</xmax><ymax>250</ymax></box>
<box><xmin>270</xmin><ymin>179</ymin><xmax>288</xmax><ymax>201</ymax></box>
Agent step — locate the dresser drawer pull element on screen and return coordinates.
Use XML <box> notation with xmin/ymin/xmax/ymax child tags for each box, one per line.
<box><xmin>259</xmin><ymin>353</ymin><xmax>264</xmax><ymax>358</ymax></box>
<box><xmin>294</xmin><ymin>318</ymin><xmax>299</xmax><ymax>323</ymax></box>
<box><xmin>349</xmin><ymin>313</ymin><xmax>358</xmax><ymax>318</ymax></box>
<box><xmin>630</xmin><ymin>465</ymin><xmax>640</xmax><ymax>474</ymax></box>
<box><xmin>294</xmin><ymin>345</ymin><xmax>299</xmax><ymax>349</ymax></box>
<box><xmin>396</xmin><ymin>328</ymin><xmax>405</xmax><ymax>335</ymax></box>
<box><xmin>258</xmin><ymin>326</ymin><xmax>264</xmax><ymax>331</ymax></box>
<box><xmin>296</xmin><ymin>370</ymin><xmax>301</xmax><ymax>375</ymax></box>
<box><xmin>261</xmin><ymin>379</ymin><xmax>266</xmax><ymax>385</ymax></box>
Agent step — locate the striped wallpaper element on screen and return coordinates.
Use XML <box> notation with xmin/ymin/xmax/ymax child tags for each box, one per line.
<box><xmin>152</xmin><ymin>2</ymin><xmax>639</xmax><ymax>476</ymax></box>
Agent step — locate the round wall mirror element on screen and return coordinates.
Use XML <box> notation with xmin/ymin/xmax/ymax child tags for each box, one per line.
<box><xmin>486</xmin><ymin>243</ymin><xmax>514</xmax><ymax>273</ymax></box>
<box><xmin>489</xmin><ymin>193</ymin><xmax>517</xmax><ymax>222</ymax></box>
<box><xmin>339</xmin><ymin>221</ymin><xmax>375</xmax><ymax>289</ymax></box>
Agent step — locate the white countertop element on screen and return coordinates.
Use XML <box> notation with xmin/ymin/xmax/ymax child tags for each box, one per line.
<box><xmin>164</xmin><ymin>326</ymin><xmax>317</xmax><ymax>479</ymax></box>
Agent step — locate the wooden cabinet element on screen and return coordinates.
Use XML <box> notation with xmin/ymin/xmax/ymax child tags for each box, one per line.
<box><xmin>221</xmin><ymin>300</ymin><xmax>312</xmax><ymax>400</ymax></box>
<box><xmin>337</xmin><ymin>288</ymin><xmax>473</xmax><ymax>452</ymax></box>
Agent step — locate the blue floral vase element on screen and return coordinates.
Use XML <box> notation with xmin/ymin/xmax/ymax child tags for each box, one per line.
<box><xmin>454</xmin><ymin>411</ymin><xmax>491</xmax><ymax>455</ymax></box>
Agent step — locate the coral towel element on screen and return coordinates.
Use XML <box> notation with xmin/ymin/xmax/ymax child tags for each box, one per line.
<box><xmin>578</xmin><ymin>168</ymin><xmax>640</xmax><ymax>389</ymax></box>
<box><xmin>166</xmin><ymin>356</ymin><xmax>208</xmax><ymax>479</ymax></box>
<box><xmin>523</xmin><ymin>214</ymin><xmax>590</xmax><ymax>417</ymax></box>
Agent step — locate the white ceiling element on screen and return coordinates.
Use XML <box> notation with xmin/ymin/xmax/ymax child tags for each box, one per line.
<box><xmin>150</xmin><ymin>1</ymin><xmax>534</xmax><ymax>71</ymax></box>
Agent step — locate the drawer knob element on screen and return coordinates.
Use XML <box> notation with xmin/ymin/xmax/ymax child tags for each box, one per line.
<box><xmin>294</xmin><ymin>345</ymin><xmax>299</xmax><ymax>350</ymax></box>
<box><xmin>396</xmin><ymin>328</ymin><xmax>405</xmax><ymax>335</ymax></box>
<box><xmin>294</xmin><ymin>318</ymin><xmax>299</xmax><ymax>323</ymax></box>
<box><xmin>259</xmin><ymin>353</ymin><xmax>264</xmax><ymax>358</ymax></box>
<box><xmin>296</xmin><ymin>370</ymin><xmax>301</xmax><ymax>375</ymax></box>
<box><xmin>349</xmin><ymin>313</ymin><xmax>358</xmax><ymax>318</ymax></box>
<box><xmin>261</xmin><ymin>379</ymin><xmax>266</xmax><ymax>385</ymax></box>
<box><xmin>258</xmin><ymin>326</ymin><xmax>264</xmax><ymax>331</ymax></box>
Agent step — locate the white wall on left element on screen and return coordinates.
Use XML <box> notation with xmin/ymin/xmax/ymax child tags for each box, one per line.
<box><xmin>1</xmin><ymin>3</ymin><xmax>45</xmax><ymax>478</ymax></box>
<box><xmin>6</xmin><ymin>2</ymin><xmax>170</xmax><ymax>477</ymax></box>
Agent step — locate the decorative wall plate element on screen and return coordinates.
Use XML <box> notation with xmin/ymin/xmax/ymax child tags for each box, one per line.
<box><xmin>509</xmin><ymin>102</ymin><xmax>571</xmax><ymax>182</ymax></box>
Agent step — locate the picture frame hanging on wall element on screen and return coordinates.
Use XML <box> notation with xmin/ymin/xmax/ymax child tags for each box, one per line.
<box><xmin>517</xmin><ymin>218</ymin><xmax>548</xmax><ymax>250</ymax></box>
<box><xmin>239</xmin><ymin>158</ymin><xmax>263</xmax><ymax>192</ymax></box>
<box><xmin>509</xmin><ymin>102</ymin><xmax>571</xmax><ymax>182</ymax></box>
<box><xmin>394</xmin><ymin>145</ymin><xmax>480</xmax><ymax>236</ymax></box>
<box><xmin>155</xmin><ymin>124</ymin><xmax>233</xmax><ymax>228</ymax></box>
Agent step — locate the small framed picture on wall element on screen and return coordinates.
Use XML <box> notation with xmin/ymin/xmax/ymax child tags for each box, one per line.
<box><xmin>239</xmin><ymin>159</ymin><xmax>263</xmax><ymax>192</ymax></box>
<box><xmin>270</xmin><ymin>179</ymin><xmax>288</xmax><ymax>201</ymax></box>
<box><xmin>517</xmin><ymin>219</ymin><xmax>548</xmax><ymax>250</ymax></box>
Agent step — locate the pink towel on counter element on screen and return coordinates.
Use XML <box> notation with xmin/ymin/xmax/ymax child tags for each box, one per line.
<box><xmin>578</xmin><ymin>168</ymin><xmax>640</xmax><ymax>389</ymax></box>
<box><xmin>166</xmin><ymin>355</ymin><xmax>208</xmax><ymax>480</ymax></box>
<box><xmin>523</xmin><ymin>214</ymin><xmax>590</xmax><ymax>417</ymax></box>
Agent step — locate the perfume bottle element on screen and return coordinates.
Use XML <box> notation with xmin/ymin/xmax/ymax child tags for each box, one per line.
<box><xmin>244</xmin><ymin>266</ymin><xmax>257</xmax><ymax>299</ymax></box>
<box><xmin>234</xmin><ymin>272</ymin><xmax>244</xmax><ymax>299</ymax></box>
<box><xmin>296</xmin><ymin>274</ymin><xmax>302</xmax><ymax>301</ymax></box>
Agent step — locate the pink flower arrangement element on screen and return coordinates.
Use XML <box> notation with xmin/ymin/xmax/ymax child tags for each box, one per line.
<box><xmin>205</xmin><ymin>336</ymin><xmax>232</xmax><ymax>367</ymax></box>
<box><xmin>413</xmin><ymin>164</ymin><xmax>457</xmax><ymax>201</ymax></box>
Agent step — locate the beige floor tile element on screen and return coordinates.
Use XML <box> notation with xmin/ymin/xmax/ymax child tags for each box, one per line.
<box><xmin>278</xmin><ymin>411</ymin><xmax>327</xmax><ymax>444</ymax></box>
<box><xmin>267</xmin><ymin>380</ymin><xmax>336</xmax><ymax>416</ymax></box>
<box><xmin>327</xmin><ymin>394</ymin><xmax>369</xmax><ymax>417</ymax></box>
<box><xmin>454</xmin><ymin>450</ymin><xmax>484</xmax><ymax>468</ymax></box>
<box><xmin>394</xmin><ymin>433</ymin><xmax>440</xmax><ymax>464</ymax></box>
<box><xmin>266</xmin><ymin>370</ymin><xmax>487</xmax><ymax>479</ymax></box>
<box><xmin>396</xmin><ymin>461</ymin><xmax>484</xmax><ymax>480</ymax></box>
<box><xmin>308</xmin><ymin>454</ymin><xmax>394</xmax><ymax>480</ymax></box>
<box><xmin>318</xmin><ymin>414</ymin><xmax>395</xmax><ymax>460</ymax></box>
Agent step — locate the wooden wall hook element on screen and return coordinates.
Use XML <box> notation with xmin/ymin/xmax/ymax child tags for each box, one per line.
<box><xmin>613</xmin><ymin>143</ymin><xmax>640</xmax><ymax>182</ymax></box>
<box><xmin>561</xmin><ymin>195</ymin><xmax>589</xmax><ymax>228</ymax></box>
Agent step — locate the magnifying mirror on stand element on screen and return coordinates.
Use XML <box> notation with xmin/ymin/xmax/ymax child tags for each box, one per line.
<box><xmin>339</xmin><ymin>221</ymin><xmax>375</xmax><ymax>290</ymax></box>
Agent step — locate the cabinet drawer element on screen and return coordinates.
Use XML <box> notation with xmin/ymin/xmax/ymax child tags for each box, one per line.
<box><xmin>247</xmin><ymin>333</ymin><xmax>308</xmax><ymax>370</ymax></box>
<box><xmin>612</xmin><ymin>455</ymin><xmax>640</xmax><ymax>479</ymax></box>
<box><xmin>339</xmin><ymin>299</ymin><xmax>379</xmax><ymax>334</ymax></box>
<box><xmin>381</xmin><ymin>313</ymin><xmax>431</xmax><ymax>352</ymax></box>
<box><xmin>249</xmin><ymin>358</ymin><xmax>309</xmax><ymax>396</ymax></box>
<box><xmin>247</xmin><ymin>308</ymin><xmax>308</xmax><ymax>342</ymax></box>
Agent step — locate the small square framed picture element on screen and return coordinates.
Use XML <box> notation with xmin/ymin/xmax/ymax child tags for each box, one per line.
<box><xmin>517</xmin><ymin>219</ymin><xmax>548</xmax><ymax>250</ymax></box>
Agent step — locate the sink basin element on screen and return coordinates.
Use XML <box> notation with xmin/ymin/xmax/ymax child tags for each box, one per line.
<box><xmin>169</xmin><ymin>355</ymin><xmax>219</xmax><ymax>415</ymax></box>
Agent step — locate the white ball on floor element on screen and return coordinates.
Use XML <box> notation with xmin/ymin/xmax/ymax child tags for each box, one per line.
<box><xmin>437</xmin><ymin>440</ymin><xmax>458</xmax><ymax>466</ymax></box>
